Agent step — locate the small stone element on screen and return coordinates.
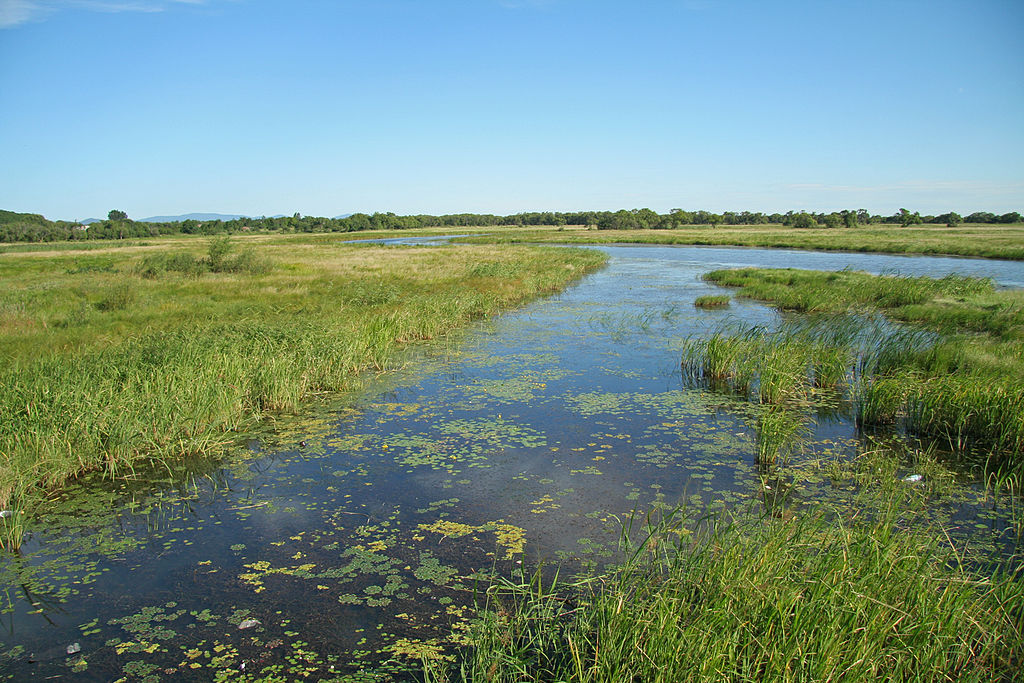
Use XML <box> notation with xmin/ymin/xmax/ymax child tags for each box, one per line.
<box><xmin>238</xmin><ymin>618</ymin><xmax>261</xmax><ymax>630</ymax></box>
<box><xmin>66</xmin><ymin>643</ymin><xmax>81</xmax><ymax>655</ymax></box>
<box><xmin>903</xmin><ymin>474</ymin><xmax>923</xmax><ymax>483</ymax></box>
<box><xmin>0</xmin><ymin>510</ymin><xmax>15</xmax><ymax>518</ymax></box>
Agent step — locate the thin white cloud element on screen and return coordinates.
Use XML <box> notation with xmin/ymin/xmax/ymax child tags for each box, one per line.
<box><xmin>0</xmin><ymin>1</ymin><xmax>47</xmax><ymax>27</ymax></box>
<box><xmin>0</xmin><ymin>0</ymin><xmax>215</xmax><ymax>28</ymax></box>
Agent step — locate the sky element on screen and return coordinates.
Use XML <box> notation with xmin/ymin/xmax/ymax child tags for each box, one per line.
<box><xmin>1</xmin><ymin>0</ymin><xmax>1022</xmax><ymax>221</ymax></box>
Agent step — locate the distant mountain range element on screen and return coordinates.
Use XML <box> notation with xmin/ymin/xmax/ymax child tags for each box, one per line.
<box><xmin>140</xmin><ymin>212</ymin><xmax>255</xmax><ymax>223</ymax></box>
<box><xmin>77</xmin><ymin>214</ymin><xmax>250</xmax><ymax>224</ymax></box>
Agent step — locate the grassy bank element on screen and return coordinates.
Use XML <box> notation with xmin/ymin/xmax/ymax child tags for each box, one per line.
<box><xmin>432</xmin><ymin>499</ymin><xmax>1022</xmax><ymax>682</ymax></box>
<box><xmin>459</xmin><ymin>223</ymin><xmax>1024</xmax><ymax>260</ymax></box>
<box><xmin>689</xmin><ymin>269</ymin><xmax>1024</xmax><ymax>459</ymax></box>
<box><xmin>0</xmin><ymin>234</ymin><xmax>607</xmax><ymax>547</ymax></box>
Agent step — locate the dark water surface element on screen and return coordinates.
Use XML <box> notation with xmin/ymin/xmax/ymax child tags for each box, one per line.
<box><xmin>3</xmin><ymin>244</ymin><xmax>1022</xmax><ymax>680</ymax></box>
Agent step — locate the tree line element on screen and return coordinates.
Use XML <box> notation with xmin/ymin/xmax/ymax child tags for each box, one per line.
<box><xmin>1</xmin><ymin>207</ymin><xmax>1021</xmax><ymax>244</ymax></box>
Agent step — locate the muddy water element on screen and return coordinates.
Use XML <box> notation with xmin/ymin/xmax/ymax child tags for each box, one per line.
<box><xmin>2</xmin><ymin>244</ymin><xmax>1022</xmax><ymax>680</ymax></box>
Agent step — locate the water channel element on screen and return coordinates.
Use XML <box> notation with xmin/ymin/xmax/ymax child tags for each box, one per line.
<box><xmin>3</xmin><ymin>243</ymin><xmax>1022</xmax><ymax>680</ymax></box>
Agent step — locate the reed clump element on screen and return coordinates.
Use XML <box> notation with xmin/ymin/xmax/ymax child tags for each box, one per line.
<box><xmin>692</xmin><ymin>269</ymin><xmax>1024</xmax><ymax>459</ymax></box>
<box><xmin>681</xmin><ymin>319</ymin><xmax>855</xmax><ymax>406</ymax></box>
<box><xmin>694</xmin><ymin>294</ymin><xmax>730</xmax><ymax>309</ymax></box>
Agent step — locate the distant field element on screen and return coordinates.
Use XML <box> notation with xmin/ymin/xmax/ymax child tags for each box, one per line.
<box><xmin>5</xmin><ymin>223</ymin><xmax>1022</xmax><ymax>260</ymax></box>
<box><xmin>459</xmin><ymin>223</ymin><xmax>1024</xmax><ymax>260</ymax></box>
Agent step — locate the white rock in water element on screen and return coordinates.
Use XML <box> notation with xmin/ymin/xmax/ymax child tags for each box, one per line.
<box><xmin>66</xmin><ymin>643</ymin><xmax>81</xmax><ymax>655</ymax></box>
<box><xmin>238</xmin><ymin>619</ymin><xmax>261</xmax><ymax>630</ymax></box>
<box><xmin>903</xmin><ymin>474</ymin><xmax>923</xmax><ymax>483</ymax></box>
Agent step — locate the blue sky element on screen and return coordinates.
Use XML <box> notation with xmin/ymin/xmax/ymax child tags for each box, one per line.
<box><xmin>1</xmin><ymin>0</ymin><xmax>1022</xmax><ymax>220</ymax></box>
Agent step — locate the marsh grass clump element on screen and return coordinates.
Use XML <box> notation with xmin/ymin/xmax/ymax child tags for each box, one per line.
<box><xmin>681</xmin><ymin>319</ymin><xmax>853</xmax><ymax>406</ymax></box>
<box><xmin>436</xmin><ymin>504</ymin><xmax>1024</xmax><ymax>682</ymax></box>
<box><xmin>0</xmin><ymin>508</ymin><xmax>24</xmax><ymax>552</ymax></box>
<box><xmin>691</xmin><ymin>269</ymin><xmax>1024</xmax><ymax>459</ymax></box>
<box><xmin>94</xmin><ymin>280</ymin><xmax>136</xmax><ymax>311</ymax></box>
<box><xmin>693</xmin><ymin>294</ymin><xmax>730</xmax><ymax>309</ymax></box>
<box><xmin>755</xmin><ymin>405</ymin><xmax>809</xmax><ymax>466</ymax></box>
<box><xmin>903</xmin><ymin>374</ymin><xmax>1024</xmax><ymax>454</ymax></box>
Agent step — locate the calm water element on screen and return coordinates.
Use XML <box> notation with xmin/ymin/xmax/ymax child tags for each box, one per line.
<box><xmin>3</xmin><ymin>244</ymin><xmax>1022</xmax><ymax>680</ymax></box>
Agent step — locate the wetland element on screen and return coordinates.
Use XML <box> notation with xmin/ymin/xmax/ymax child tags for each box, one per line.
<box><xmin>2</xmin><ymin>239</ymin><xmax>1023</xmax><ymax>680</ymax></box>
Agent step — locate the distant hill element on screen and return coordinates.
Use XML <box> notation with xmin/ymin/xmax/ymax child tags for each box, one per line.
<box><xmin>140</xmin><ymin>212</ymin><xmax>252</xmax><ymax>223</ymax></box>
<box><xmin>0</xmin><ymin>209</ymin><xmax>50</xmax><ymax>226</ymax></box>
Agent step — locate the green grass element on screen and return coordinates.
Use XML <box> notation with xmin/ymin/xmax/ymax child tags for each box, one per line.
<box><xmin>430</xmin><ymin>501</ymin><xmax>1023</xmax><ymax>682</ymax></box>
<box><xmin>698</xmin><ymin>268</ymin><xmax>1024</xmax><ymax>459</ymax></box>
<box><xmin>0</xmin><ymin>234</ymin><xmax>607</xmax><ymax>548</ymax></box>
<box><xmin>694</xmin><ymin>294</ymin><xmax>731</xmax><ymax>308</ymax></box>
<box><xmin>458</xmin><ymin>223</ymin><xmax>1024</xmax><ymax>260</ymax></box>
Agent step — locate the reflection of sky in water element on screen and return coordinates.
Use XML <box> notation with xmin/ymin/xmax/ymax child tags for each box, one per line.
<box><xmin>3</xmin><ymin>244</ymin><xmax>1022</xmax><ymax>679</ymax></box>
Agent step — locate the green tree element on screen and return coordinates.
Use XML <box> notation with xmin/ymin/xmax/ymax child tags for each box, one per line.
<box><xmin>669</xmin><ymin>208</ymin><xmax>693</xmax><ymax>227</ymax></box>
<box><xmin>108</xmin><ymin>209</ymin><xmax>128</xmax><ymax>221</ymax></box>
<box><xmin>946</xmin><ymin>212</ymin><xmax>962</xmax><ymax>227</ymax></box>
<box><xmin>898</xmin><ymin>208</ymin><xmax>923</xmax><ymax>227</ymax></box>
<box><xmin>791</xmin><ymin>213</ymin><xmax>817</xmax><ymax>229</ymax></box>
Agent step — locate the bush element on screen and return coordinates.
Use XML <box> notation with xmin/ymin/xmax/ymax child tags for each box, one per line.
<box><xmin>206</xmin><ymin>235</ymin><xmax>233</xmax><ymax>272</ymax></box>
<box><xmin>135</xmin><ymin>239</ymin><xmax>271</xmax><ymax>278</ymax></box>
<box><xmin>136</xmin><ymin>252</ymin><xmax>204</xmax><ymax>278</ymax></box>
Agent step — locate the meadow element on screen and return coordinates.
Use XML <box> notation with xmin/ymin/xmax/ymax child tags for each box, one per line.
<box><xmin>0</xmin><ymin>233</ymin><xmax>607</xmax><ymax>547</ymax></box>
<box><xmin>461</xmin><ymin>223</ymin><xmax>1024</xmax><ymax>260</ymax></box>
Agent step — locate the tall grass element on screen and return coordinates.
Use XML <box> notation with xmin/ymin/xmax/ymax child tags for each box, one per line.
<box><xmin>694</xmin><ymin>294</ymin><xmax>730</xmax><ymax>308</ymax></box>
<box><xmin>432</xmin><ymin>504</ymin><xmax>1023</xmax><ymax>682</ymax></box>
<box><xmin>688</xmin><ymin>269</ymin><xmax>1024</xmax><ymax>460</ymax></box>
<box><xmin>755</xmin><ymin>405</ymin><xmax>809</xmax><ymax>466</ymax></box>
<box><xmin>0</xmin><ymin>238</ymin><xmax>607</xmax><ymax>530</ymax></box>
<box><xmin>681</xmin><ymin>318</ymin><xmax>856</xmax><ymax>406</ymax></box>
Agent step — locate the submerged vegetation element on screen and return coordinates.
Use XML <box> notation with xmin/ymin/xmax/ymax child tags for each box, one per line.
<box><xmin>0</xmin><ymin>234</ymin><xmax>607</xmax><ymax>548</ymax></box>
